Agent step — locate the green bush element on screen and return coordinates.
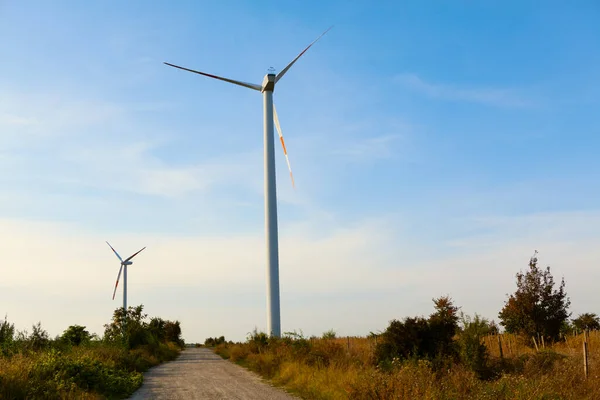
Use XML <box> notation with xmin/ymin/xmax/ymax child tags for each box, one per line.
<box><xmin>0</xmin><ymin>307</ymin><xmax>183</xmax><ymax>399</ymax></box>
<box><xmin>204</xmin><ymin>335</ymin><xmax>226</xmax><ymax>347</ymax></box>
<box><xmin>321</xmin><ymin>329</ymin><xmax>337</xmax><ymax>340</ymax></box>
<box><xmin>457</xmin><ymin>314</ymin><xmax>492</xmax><ymax>379</ymax></box>
<box><xmin>61</xmin><ymin>325</ymin><xmax>91</xmax><ymax>347</ymax></box>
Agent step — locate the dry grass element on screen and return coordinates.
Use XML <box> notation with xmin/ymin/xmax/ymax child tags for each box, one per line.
<box><xmin>215</xmin><ymin>332</ymin><xmax>600</xmax><ymax>399</ymax></box>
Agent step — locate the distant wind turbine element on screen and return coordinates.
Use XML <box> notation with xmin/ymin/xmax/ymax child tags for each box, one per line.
<box><xmin>164</xmin><ymin>27</ymin><xmax>332</xmax><ymax>337</ymax></box>
<box><xmin>106</xmin><ymin>241</ymin><xmax>146</xmax><ymax>312</ymax></box>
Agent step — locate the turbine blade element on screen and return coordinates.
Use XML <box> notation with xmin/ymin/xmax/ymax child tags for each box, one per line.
<box><xmin>275</xmin><ymin>26</ymin><xmax>333</xmax><ymax>84</ymax></box>
<box><xmin>112</xmin><ymin>264</ymin><xmax>123</xmax><ymax>300</ymax></box>
<box><xmin>164</xmin><ymin>62</ymin><xmax>262</xmax><ymax>91</ymax></box>
<box><xmin>273</xmin><ymin>104</ymin><xmax>295</xmax><ymax>189</ymax></box>
<box><xmin>106</xmin><ymin>241</ymin><xmax>123</xmax><ymax>263</ymax></box>
<box><xmin>124</xmin><ymin>246</ymin><xmax>146</xmax><ymax>263</ymax></box>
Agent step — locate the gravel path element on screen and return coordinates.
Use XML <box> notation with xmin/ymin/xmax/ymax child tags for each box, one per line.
<box><xmin>128</xmin><ymin>347</ymin><xmax>298</xmax><ymax>400</ymax></box>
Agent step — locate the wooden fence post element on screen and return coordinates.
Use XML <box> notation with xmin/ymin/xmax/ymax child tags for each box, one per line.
<box><xmin>541</xmin><ymin>335</ymin><xmax>545</xmax><ymax>350</ymax></box>
<box><xmin>498</xmin><ymin>335</ymin><xmax>504</xmax><ymax>359</ymax></box>
<box><xmin>584</xmin><ymin>339</ymin><xmax>589</xmax><ymax>379</ymax></box>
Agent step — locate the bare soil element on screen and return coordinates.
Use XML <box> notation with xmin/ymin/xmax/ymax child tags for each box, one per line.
<box><xmin>128</xmin><ymin>347</ymin><xmax>298</xmax><ymax>400</ymax></box>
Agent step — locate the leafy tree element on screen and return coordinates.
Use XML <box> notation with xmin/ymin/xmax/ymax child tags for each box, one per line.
<box><xmin>61</xmin><ymin>325</ymin><xmax>91</xmax><ymax>346</ymax></box>
<box><xmin>148</xmin><ymin>317</ymin><xmax>166</xmax><ymax>342</ymax></box>
<box><xmin>498</xmin><ymin>251</ymin><xmax>570</xmax><ymax>342</ymax></box>
<box><xmin>29</xmin><ymin>322</ymin><xmax>49</xmax><ymax>350</ymax></box>
<box><xmin>375</xmin><ymin>316</ymin><xmax>430</xmax><ymax>363</ymax></box>
<box><xmin>572</xmin><ymin>313</ymin><xmax>600</xmax><ymax>332</ymax></box>
<box><xmin>204</xmin><ymin>335</ymin><xmax>227</xmax><ymax>347</ymax></box>
<box><xmin>458</xmin><ymin>314</ymin><xmax>492</xmax><ymax>379</ymax></box>
<box><xmin>104</xmin><ymin>305</ymin><xmax>184</xmax><ymax>349</ymax></box>
<box><xmin>559</xmin><ymin>320</ymin><xmax>573</xmax><ymax>337</ymax></box>
<box><xmin>164</xmin><ymin>320</ymin><xmax>184</xmax><ymax>347</ymax></box>
<box><xmin>375</xmin><ymin>296</ymin><xmax>460</xmax><ymax>367</ymax></box>
<box><xmin>0</xmin><ymin>314</ymin><xmax>14</xmax><ymax>345</ymax></box>
<box><xmin>488</xmin><ymin>320</ymin><xmax>500</xmax><ymax>335</ymax></box>
<box><xmin>428</xmin><ymin>296</ymin><xmax>460</xmax><ymax>358</ymax></box>
<box><xmin>104</xmin><ymin>305</ymin><xmax>152</xmax><ymax>348</ymax></box>
<box><xmin>0</xmin><ymin>314</ymin><xmax>15</xmax><ymax>355</ymax></box>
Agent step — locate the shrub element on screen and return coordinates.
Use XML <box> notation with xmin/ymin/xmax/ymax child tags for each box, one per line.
<box><xmin>457</xmin><ymin>314</ymin><xmax>492</xmax><ymax>379</ymax></box>
<box><xmin>229</xmin><ymin>344</ymin><xmax>250</xmax><ymax>362</ymax></box>
<box><xmin>247</xmin><ymin>329</ymin><xmax>269</xmax><ymax>354</ymax></box>
<box><xmin>321</xmin><ymin>329</ymin><xmax>337</xmax><ymax>340</ymax></box>
<box><xmin>0</xmin><ymin>306</ymin><xmax>183</xmax><ymax>399</ymax></box>
<box><xmin>375</xmin><ymin>296</ymin><xmax>460</xmax><ymax>368</ymax></box>
<box><xmin>246</xmin><ymin>352</ymin><xmax>279</xmax><ymax>377</ymax></box>
<box><xmin>61</xmin><ymin>325</ymin><xmax>91</xmax><ymax>347</ymax></box>
<box><xmin>204</xmin><ymin>335</ymin><xmax>226</xmax><ymax>347</ymax></box>
<box><xmin>307</xmin><ymin>339</ymin><xmax>345</xmax><ymax>368</ymax></box>
<box><xmin>29</xmin><ymin>322</ymin><xmax>50</xmax><ymax>351</ymax></box>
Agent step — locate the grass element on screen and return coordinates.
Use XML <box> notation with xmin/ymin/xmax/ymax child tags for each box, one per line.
<box><xmin>0</xmin><ymin>341</ymin><xmax>181</xmax><ymax>399</ymax></box>
<box><xmin>0</xmin><ymin>307</ymin><xmax>184</xmax><ymax>399</ymax></box>
<box><xmin>213</xmin><ymin>332</ymin><xmax>600</xmax><ymax>400</ymax></box>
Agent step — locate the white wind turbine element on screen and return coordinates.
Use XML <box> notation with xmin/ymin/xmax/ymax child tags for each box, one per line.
<box><xmin>164</xmin><ymin>27</ymin><xmax>332</xmax><ymax>337</ymax></box>
<box><xmin>106</xmin><ymin>242</ymin><xmax>146</xmax><ymax>312</ymax></box>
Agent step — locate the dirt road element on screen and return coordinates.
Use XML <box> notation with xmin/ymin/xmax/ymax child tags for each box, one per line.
<box><xmin>129</xmin><ymin>347</ymin><xmax>298</xmax><ymax>399</ymax></box>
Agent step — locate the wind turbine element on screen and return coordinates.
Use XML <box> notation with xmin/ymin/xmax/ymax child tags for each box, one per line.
<box><xmin>106</xmin><ymin>242</ymin><xmax>146</xmax><ymax>312</ymax></box>
<box><xmin>164</xmin><ymin>27</ymin><xmax>332</xmax><ymax>337</ymax></box>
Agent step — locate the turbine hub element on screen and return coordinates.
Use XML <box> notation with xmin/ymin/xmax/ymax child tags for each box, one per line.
<box><xmin>261</xmin><ymin>74</ymin><xmax>276</xmax><ymax>92</ymax></box>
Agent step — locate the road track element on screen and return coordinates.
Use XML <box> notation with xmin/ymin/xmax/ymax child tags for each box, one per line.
<box><xmin>129</xmin><ymin>347</ymin><xmax>298</xmax><ymax>400</ymax></box>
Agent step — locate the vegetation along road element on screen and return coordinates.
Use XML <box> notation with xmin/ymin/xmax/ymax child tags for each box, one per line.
<box><xmin>129</xmin><ymin>347</ymin><xmax>297</xmax><ymax>399</ymax></box>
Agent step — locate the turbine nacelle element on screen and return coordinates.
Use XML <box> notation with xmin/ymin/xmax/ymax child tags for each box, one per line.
<box><xmin>106</xmin><ymin>241</ymin><xmax>146</xmax><ymax>301</ymax></box>
<box><xmin>261</xmin><ymin>74</ymin><xmax>276</xmax><ymax>92</ymax></box>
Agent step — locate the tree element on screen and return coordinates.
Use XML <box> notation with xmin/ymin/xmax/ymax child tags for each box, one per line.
<box><xmin>61</xmin><ymin>325</ymin><xmax>91</xmax><ymax>346</ymax></box>
<box><xmin>428</xmin><ymin>296</ymin><xmax>460</xmax><ymax>358</ymax></box>
<box><xmin>29</xmin><ymin>322</ymin><xmax>49</xmax><ymax>350</ymax></box>
<box><xmin>572</xmin><ymin>313</ymin><xmax>600</xmax><ymax>332</ymax></box>
<box><xmin>458</xmin><ymin>314</ymin><xmax>492</xmax><ymax>379</ymax></box>
<box><xmin>0</xmin><ymin>315</ymin><xmax>15</xmax><ymax>355</ymax></box>
<box><xmin>374</xmin><ymin>316</ymin><xmax>430</xmax><ymax>363</ymax></box>
<box><xmin>0</xmin><ymin>315</ymin><xmax>14</xmax><ymax>345</ymax></box>
<box><xmin>104</xmin><ymin>305</ymin><xmax>150</xmax><ymax>348</ymax></box>
<box><xmin>104</xmin><ymin>305</ymin><xmax>184</xmax><ymax>349</ymax></box>
<box><xmin>498</xmin><ymin>251</ymin><xmax>570</xmax><ymax>342</ymax></box>
<box><xmin>148</xmin><ymin>317</ymin><xmax>166</xmax><ymax>342</ymax></box>
<box><xmin>374</xmin><ymin>296</ymin><xmax>460</xmax><ymax>368</ymax></box>
<box><xmin>164</xmin><ymin>320</ymin><xmax>184</xmax><ymax>347</ymax></box>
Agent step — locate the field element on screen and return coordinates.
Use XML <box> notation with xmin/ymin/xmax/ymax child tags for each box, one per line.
<box><xmin>214</xmin><ymin>331</ymin><xmax>600</xmax><ymax>400</ymax></box>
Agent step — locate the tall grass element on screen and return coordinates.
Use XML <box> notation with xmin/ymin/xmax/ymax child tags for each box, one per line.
<box><xmin>0</xmin><ymin>307</ymin><xmax>184</xmax><ymax>399</ymax></box>
<box><xmin>215</xmin><ymin>332</ymin><xmax>600</xmax><ymax>399</ymax></box>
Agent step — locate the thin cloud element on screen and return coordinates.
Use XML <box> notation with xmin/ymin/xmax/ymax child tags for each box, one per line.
<box><xmin>395</xmin><ymin>73</ymin><xmax>534</xmax><ymax>108</ymax></box>
<box><xmin>0</xmin><ymin>88</ymin><xmax>261</xmax><ymax>199</ymax></box>
<box><xmin>332</xmin><ymin>134</ymin><xmax>402</xmax><ymax>160</ymax></box>
<box><xmin>0</xmin><ymin>113</ymin><xmax>37</xmax><ymax>127</ymax></box>
<box><xmin>2</xmin><ymin>209</ymin><xmax>600</xmax><ymax>341</ymax></box>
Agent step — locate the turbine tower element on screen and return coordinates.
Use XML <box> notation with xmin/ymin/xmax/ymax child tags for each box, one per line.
<box><xmin>164</xmin><ymin>27</ymin><xmax>331</xmax><ymax>337</ymax></box>
<box><xmin>106</xmin><ymin>242</ymin><xmax>146</xmax><ymax>312</ymax></box>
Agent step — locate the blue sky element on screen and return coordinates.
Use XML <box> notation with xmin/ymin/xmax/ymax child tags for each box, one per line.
<box><xmin>1</xmin><ymin>1</ymin><xmax>600</xmax><ymax>342</ymax></box>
